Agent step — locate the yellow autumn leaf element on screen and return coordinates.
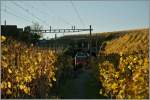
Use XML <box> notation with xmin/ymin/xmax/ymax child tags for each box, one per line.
<box><xmin>119</xmin><ymin>79</ymin><xmax>125</xmax><ymax>83</ymax></box>
<box><xmin>7</xmin><ymin>82</ymin><xmax>11</xmax><ymax>88</ymax></box>
<box><xmin>1</xmin><ymin>35</ymin><xmax>6</xmax><ymax>42</ymax></box>
<box><xmin>24</xmin><ymin>87</ymin><xmax>30</xmax><ymax>94</ymax></box>
<box><xmin>120</xmin><ymin>57</ymin><xmax>123</xmax><ymax>61</ymax></box>
<box><xmin>115</xmin><ymin>72</ymin><xmax>119</xmax><ymax>78</ymax></box>
<box><xmin>119</xmin><ymin>90</ymin><xmax>124</xmax><ymax>95</ymax></box>
<box><xmin>2</xmin><ymin>61</ymin><xmax>8</xmax><ymax>68</ymax></box>
<box><xmin>6</xmin><ymin>89</ymin><xmax>12</xmax><ymax>95</ymax></box>
<box><xmin>38</xmin><ymin>56</ymin><xmax>42</xmax><ymax>62</ymax></box>
<box><xmin>128</xmin><ymin>65</ymin><xmax>132</xmax><ymax>70</ymax></box>
<box><xmin>24</xmin><ymin>76</ymin><xmax>28</xmax><ymax>82</ymax></box>
<box><xmin>52</xmin><ymin>77</ymin><xmax>56</xmax><ymax>81</ymax></box>
<box><xmin>120</xmin><ymin>52</ymin><xmax>123</xmax><ymax>56</ymax></box>
<box><xmin>1</xmin><ymin>81</ymin><xmax>7</xmax><ymax>89</ymax></box>
<box><xmin>3</xmin><ymin>47</ymin><xmax>8</xmax><ymax>52</ymax></box>
<box><xmin>19</xmin><ymin>84</ymin><xmax>24</xmax><ymax>90</ymax></box>
<box><xmin>16</xmin><ymin>76</ymin><xmax>19</xmax><ymax>82</ymax></box>
<box><xmin>133</xmin><ymin>57</ymin><xmax>138</xmax><ymax>61</ymax></box>
<box><xmin>34</xmin><ymin>61</ymin><xmax>38</xmax><ymax>65</ymax></box>
<box><xmin>8</xmin><ymin>69</ymin><xmax>12</xmax><ymax>74</ymax></box>
<box><xmin>111</xmin><ymin>83</ymin><xmax>117</xmax><ymax>89</ymax></box>
<box><xmin>121</xmin><ymin>68</ymin><xmax>125</xmax><ymax>72</ymax></box>
<box><xmin>28</xmin><ymin>76</ymin><xmax>32</xmax><ymax>82</ymax></box>
<box><xmin>138</xmin><ymin>59</ymin><xmax>143</xmax><ymax>65</ymax></box>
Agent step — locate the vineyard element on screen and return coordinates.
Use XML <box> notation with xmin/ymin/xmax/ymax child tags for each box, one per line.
<box><xmin>1</xmin><ymin>28</ymin><xmax>149</xmax><ymax>99</ymax></box>
<box><xmin>1</xmin><ymin>36</ymin><xmax>57</xmax><ymax>98</ymax></box>
<box><xmin>98</xmin><ymin>28</ymin><xmax>149</xmax><ymax>99</ymax></box>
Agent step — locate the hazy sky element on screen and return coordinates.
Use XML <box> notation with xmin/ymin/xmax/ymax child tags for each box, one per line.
<box><xmin>1</xmin><ymin>0</ymin><xmax>149</xmax><ymax>38</ymax></box>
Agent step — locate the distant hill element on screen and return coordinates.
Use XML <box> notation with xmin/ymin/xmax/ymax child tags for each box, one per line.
<box><xmin>42</xmin><ymin>28</ymin><xmax>149</xmax><ymax>56</ymax></box>
<box><xmin>55</xmin><ymin>28</ymin><xmax>148</xmax><ymax>48</ymax></box>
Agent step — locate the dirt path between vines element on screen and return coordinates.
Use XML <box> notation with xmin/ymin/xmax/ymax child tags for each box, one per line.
<box><xmin>59</xmin><ymin>69</ymin><xmax>107</xmax><ymax>99</ymax></box>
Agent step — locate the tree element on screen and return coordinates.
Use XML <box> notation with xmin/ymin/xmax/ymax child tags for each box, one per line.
<box><xmin>24</xmin><ymin>26</ymin><xmax>31</xmax><ymax>33</ymax></box>
<box><xmin>31</xmin><ymin>22</ymin><xmax>43</xmax><ymax>37</ymax></box>
<box><xmin>22</xmin><ymin>25</ymin><xmax>41</xmax><ymax>44</ymax></box>
<box><xmin>31</xmin><ymin>33</ymin><xmax>41</xmax><ymax>44</ymax></box>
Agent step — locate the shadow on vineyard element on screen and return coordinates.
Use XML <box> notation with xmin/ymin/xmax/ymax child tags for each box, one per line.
<box><xmin>58</xmin><ymin>68</ymin><xmax>108</xmax><ymax>99</ymax></box>
<box><xmin>99</xmin><ymin>53</ymin><xmax>121</xmax><ymax>69</ymax></box>
<box><xmin>56</xmin><ymin>48</ymin><xmax>108</xmax><ymax>99</ymax></box>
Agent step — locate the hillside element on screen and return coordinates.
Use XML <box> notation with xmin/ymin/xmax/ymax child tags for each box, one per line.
<box><xmin>101</xmin><ymin>28</ymin><xmax>149</xmax><ymax>55</ymax></box>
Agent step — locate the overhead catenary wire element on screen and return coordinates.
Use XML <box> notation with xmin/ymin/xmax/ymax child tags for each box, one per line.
<box><xmin>2</xmin><ymin>5</ymin><xmax>37</xmax><ymax>25</ymax></box>
<box><xmin>70</xmin><ymin>0</ymin><xmax>85</xmax><ymax>27</ymax></box>
<box><xmin>41</xmin><ymin>1</ymin><xmax>74</xmax><ymax>37</ymax></box>
<box><xmin>41</xmin><ymin>1</ymin><xmax>73</xmax><ymax>27</ymax></box>
<box><xmin>19</xmin><ymin>1</ymin><xmax>52</xmax><ymax>26</ymax></box>
<box><xmin>11</xmin><ymin>1</ymin><xmax>49</xmax><ymax>26</ymax></box>
<box><xmin>20</xmin><ymin>1</ymin><xmax>72</xmax><ymax>27</ymax></box>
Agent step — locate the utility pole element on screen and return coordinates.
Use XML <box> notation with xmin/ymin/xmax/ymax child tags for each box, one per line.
<box><xmin>4</xmin><ymin>20</ymin><xmax>6</xmax><ymax>26</ymax></box>
<box><xmin>50</xmin><ymin>26</ymin><xmax>51</xmax><ymax>32</ymax></box>
<box><xmin>4</xmin><ymin>20</ymin><xmax>6</xmax><ymax>35</ymax></box>
<box><xmin>89</xmin><ymin>25</ymin><xmax>92</xmax><ymax>56</ymax></box>
<box><xmin>96</xmin><ymin>33</ymin><xmax>98</xmax><ymax>57</ymax></box>
<box><xmin>55</xmin><ymin>33</ymin><xmax>57</xmax><ymax>53</ymax></box>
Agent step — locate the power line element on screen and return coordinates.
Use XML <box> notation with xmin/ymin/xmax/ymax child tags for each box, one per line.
<box><xmin>19</xmin><ymin>1</ymin><xmax>52</xmax><ymax>25</ymax></box>
<box><xmin>1</xmin><ymin>9</ymin><xmax>35</xmax><ymax>24</ymax></box>
<box><xmin>11</xmin><ymin>1</ymin><xmax>49</xmax><ymax>26</ymax></box>
<box><xmin>41</xmin><ymin>1</ymin><xmax>73</xmax><ymax>26</ymax></box>
<box><xmin>3</xmin><ymin>5</ymin><xmax>36</xmax><ymax>24</ymax></box>
<box><xmin>70</xmin><ymin>1</ymin><xmax>85</xmax><ymax>27</ymax></box>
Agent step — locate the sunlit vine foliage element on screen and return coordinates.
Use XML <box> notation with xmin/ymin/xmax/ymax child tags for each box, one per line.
<box><xmin>1</xmin><ymin>36</ymin><xmax>57</xmax><ymax>98</ymax></box>
<box><xmin>99</xmin><ymin>52</ymin><xmax>149</xmax><ymax>99</ymax></box>
<box><xmin>98</xmin><ymin>29</ymin><xmax>149</xmax><ymax>99</ymax></box>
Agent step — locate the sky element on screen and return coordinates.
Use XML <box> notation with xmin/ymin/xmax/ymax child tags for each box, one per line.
<box><xmin>1</xmin><ymin>0</ymin><xmax>149</xmax><ymax>39</ymax></box>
